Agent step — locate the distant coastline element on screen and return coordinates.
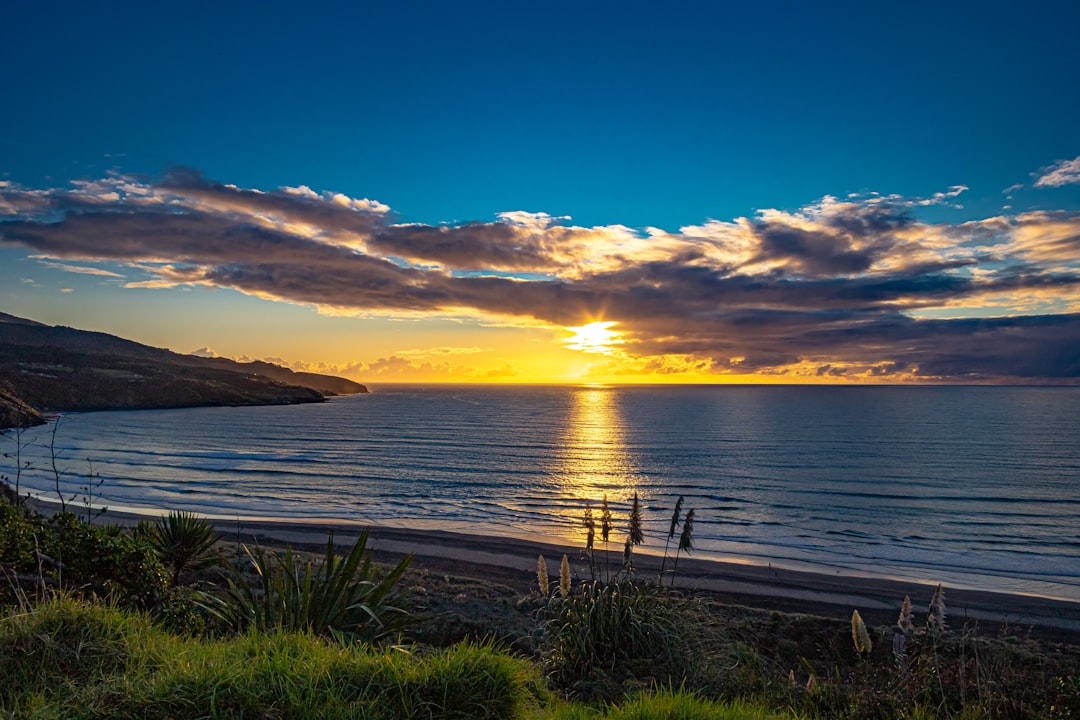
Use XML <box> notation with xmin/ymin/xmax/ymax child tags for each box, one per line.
<box><xmin>0</xmin><ymin>311</ymin><xmax>367</xmax><ymax>430</ymax></box>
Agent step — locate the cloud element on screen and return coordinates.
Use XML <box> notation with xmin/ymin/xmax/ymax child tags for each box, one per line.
<box><xmin>1035</xmin><ymin>156</ymin><xmax>1080</xmax><ymax>188</ymax></box>
<box><xmin>312</xmin><ymin>354</ymin><xmax>519</xmax><ymax>381</ymax></box>
<box><xmin>2</xmin><ymin>171</ymin><xmax>1080</xmax><ymax>382</ymax></box>
<box><xmin>39</xmin><ymin>261</ymin><xmax>125</xmax><ymax>278</ymax></box>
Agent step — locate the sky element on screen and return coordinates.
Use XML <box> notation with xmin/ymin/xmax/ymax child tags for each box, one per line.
<box><xmin>2</xmin><ymin>1</ymin><xmax>1079</xmax><ymax>384</ymax></box>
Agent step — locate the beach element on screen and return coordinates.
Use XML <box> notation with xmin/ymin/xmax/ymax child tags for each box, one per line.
<box><xmin>73</xmin><ymin>502</ymin><xmax>1080</xmax><ymax>640</ymax></box>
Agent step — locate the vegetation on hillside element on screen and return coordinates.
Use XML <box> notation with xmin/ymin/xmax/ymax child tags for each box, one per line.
<box><xmin>0</xmin><ymin>312</ymin><xmax>368</xmax><ymax>430</ymax></box>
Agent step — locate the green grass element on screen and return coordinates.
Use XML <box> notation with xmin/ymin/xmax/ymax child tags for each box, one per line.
<box><xmin>546</xmin><ymin>688</ymin><xmax>792</xmax><ymax>720</ymax></box>
<box><xmin>1</xmin><ymin>597</ymin><xmax>544</xmax><ymax>719</ymax></box>
<box><xmin>0</xmin><ymin>598</ymin><xmax>799</xmax><ymax>720</ymax></box>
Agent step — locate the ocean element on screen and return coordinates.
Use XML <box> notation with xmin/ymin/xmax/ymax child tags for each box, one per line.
<box><xmin>5</xmin><ymin>384</ymin><xmax>1079</xmax><ymax>601</ymax></box>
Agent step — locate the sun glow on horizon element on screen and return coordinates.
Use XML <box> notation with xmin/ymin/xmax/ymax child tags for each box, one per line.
<box><xmin>563</xmin><ymin>321</ymin><xmax>623</xmax><ymax>355</ymax></box>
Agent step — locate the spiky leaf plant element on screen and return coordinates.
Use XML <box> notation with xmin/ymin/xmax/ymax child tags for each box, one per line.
<box><xmin>148</xmin><ymin>510</ymin><xmax>220</xmax><ymax>586</ymax></box>
<box><xmin>212</xmin><ymin>529</ymin><xmax>413</xmax><ymax>643</ymax></box>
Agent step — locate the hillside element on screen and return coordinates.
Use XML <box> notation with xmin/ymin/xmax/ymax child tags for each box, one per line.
<box><xmin>0</xmin><ymin>313</ymin><xmax>367</xmax><ymax>429</ymax></box>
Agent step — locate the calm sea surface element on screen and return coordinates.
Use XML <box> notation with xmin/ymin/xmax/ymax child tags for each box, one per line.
<box><xmin>7</xmin><ymin>385</ymin><xmax>1079</xmax><ymax>600</ymax></box>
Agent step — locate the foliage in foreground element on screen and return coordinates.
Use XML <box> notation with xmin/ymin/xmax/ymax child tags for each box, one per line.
<box><xmin>138</xmin><ymin>509</ymin><xmax>221</xmax><ymax>586</ymax></box>
<box><xmin>543</xmin><ymin>579</ymin><xmax>698</xmax><ymax>702</ymax></box>
<box><xmin>0</xmin><ymin>597</ymin><xmax>544</xmax><ymax>719</ymax></box>
<box><xmin>0</xmin><ymin>597</ymin><xmax>797</xmax><ymax>720</ymax></box>
<box><xmin>3</xmin><ymin>494</ymin><xmax>1080</xmax><ymax>719</ymax></box>
<box><xmin>0</xmin><ymin>501</ymin><xmax>167</xmax><ymax>609</ymax></box>
<box><xmin>212</xmin><ymin>529</ymin><xmax>416</xmax><ymax>643</ymax></box>
<box><xmin>547</xmin><ymin>687</ymin><xmax>791</xmax><ymax>720</ymax></box>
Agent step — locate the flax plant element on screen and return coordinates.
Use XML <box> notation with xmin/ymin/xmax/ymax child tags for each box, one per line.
<box><xmin>214</xmin><ymin>529</ymin><xmax>413</xmax><ymax>643</ymax></box>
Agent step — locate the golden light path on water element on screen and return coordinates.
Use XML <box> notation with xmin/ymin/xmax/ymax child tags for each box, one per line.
<box><xmin>550</xmin><ymin>386</ymin><xmax>640</xmax><ymax>545</ymax></box>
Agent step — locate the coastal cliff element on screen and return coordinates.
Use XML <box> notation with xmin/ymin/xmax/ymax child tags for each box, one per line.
<box><xmin>0</xmin><ymin>312</ymin><xmax>367</xmax><ymax>430</ymax></box>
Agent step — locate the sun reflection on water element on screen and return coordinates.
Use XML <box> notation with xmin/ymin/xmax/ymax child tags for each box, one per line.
<box><xmin>552</xmin><ymin>387</ymin><xmax>638</xmax><ymax>514</ymax></box>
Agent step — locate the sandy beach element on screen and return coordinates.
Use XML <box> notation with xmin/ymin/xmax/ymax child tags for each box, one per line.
<box><xmin>63</xmin><ymin>501</ymin><xmax>1080</xmax><ymax>639</ymax></box>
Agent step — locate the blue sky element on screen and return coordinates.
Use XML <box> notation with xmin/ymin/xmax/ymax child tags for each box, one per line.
<box><xmin>2</xmin><ymin>1</ymin><xmax>1079</xmax><ymax>383</ymax></box>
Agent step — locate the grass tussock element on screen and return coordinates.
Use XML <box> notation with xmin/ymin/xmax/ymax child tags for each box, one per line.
<box><xmin>0</xmin><ymin>597</ymin><xmax>151</xmax><ymax>706</ymax></box>
<box><xmin>0</xmin><ymin>597</ymin><xmax>546</xmax><ymax>719</ymax></box>
<box><xmin>547</xmin><ymin>689</ymin><xmax>792</xmax><ymax>720</ymax></box>
<box><xmin>543</xmin><ymin>580</ymin><xmax>699</xmax><ymax>702</ymax></box>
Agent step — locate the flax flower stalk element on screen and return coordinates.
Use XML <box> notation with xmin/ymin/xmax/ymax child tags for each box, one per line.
<box><xmin>897</xmin><ymin>594</ymin><xmax>915</xmax><ymax>634</ymax></box>
<box><xmin>660</xmin><ymin>495</ymin><xmax>684</xmax><ymax>578</ymax></box>
<box><xmin>537</xmin><ymin>555</ymin><xmax>549</xmax><ymax>596</ymax></box>
<box><xmin>852</xmin><ymin>609</ymin><xmax>873</xmax><ymax>654</ymax></box>
<box><xmin>928</xmin><ymin>583</ymin><xmax>946</xmax><ymax>635</ymax></box>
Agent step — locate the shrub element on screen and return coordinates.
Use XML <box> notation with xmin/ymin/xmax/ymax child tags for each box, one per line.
<box><xmin>47</xmin><ymin>511</ymin><xmax>168</xmax><ymax>610</ymax></box>
<box><xmin>544</xmin><ymin>579</ymin><xmax>694</xmax><ymax>701</ymax></box>
<box><xmin>0</xmin><ymin>502</ymin><xmax>168</xmax><ymax>610</ymax></box>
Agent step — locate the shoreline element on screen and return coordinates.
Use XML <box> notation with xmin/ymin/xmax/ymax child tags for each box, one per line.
<box><xmin>40</xmin><ymin>500</ymin><xmax>1080</xmax><ymax>638</ymax></box>
<box><xmin>233</xmin><ymin>518</ymin><xmax>1080</xmax><ymax>635</ymax></box>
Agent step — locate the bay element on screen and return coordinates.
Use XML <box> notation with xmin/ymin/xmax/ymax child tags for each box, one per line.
<box><xmin>7</xmin><ymin>384</ymin><xmax>1079</xmax><ymax>601</ymax></box>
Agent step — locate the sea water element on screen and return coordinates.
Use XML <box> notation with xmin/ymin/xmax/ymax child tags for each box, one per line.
<box><xmin>6</xmin><ymin>385</ymin><xmax>1079</xmax><ymax>600</ymax></box>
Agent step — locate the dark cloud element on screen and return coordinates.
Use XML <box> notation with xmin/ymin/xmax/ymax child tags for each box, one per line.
<box><xmin>2</xmin><ymin>172</ymin><xmax>1080</xmax><ymax>382</ymax></box>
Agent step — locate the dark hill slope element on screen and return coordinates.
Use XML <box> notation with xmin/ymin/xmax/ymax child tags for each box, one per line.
<box><xmin>0</xmin><ymin>314</ymin><xmax>367</xmax><ymax>429</ymax></box>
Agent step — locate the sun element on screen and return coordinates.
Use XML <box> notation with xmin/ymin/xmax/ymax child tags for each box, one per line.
<box><xmin>564</xmin><ymin>321</ymin><xmax>623</xmax><ymax>354</ymax></box>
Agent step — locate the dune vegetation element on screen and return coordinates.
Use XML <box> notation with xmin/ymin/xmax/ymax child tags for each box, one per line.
<box><xmin>1</xmin><ymin>487</ymin><xmax>1079</xmax><ymax>719</ymax></box>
